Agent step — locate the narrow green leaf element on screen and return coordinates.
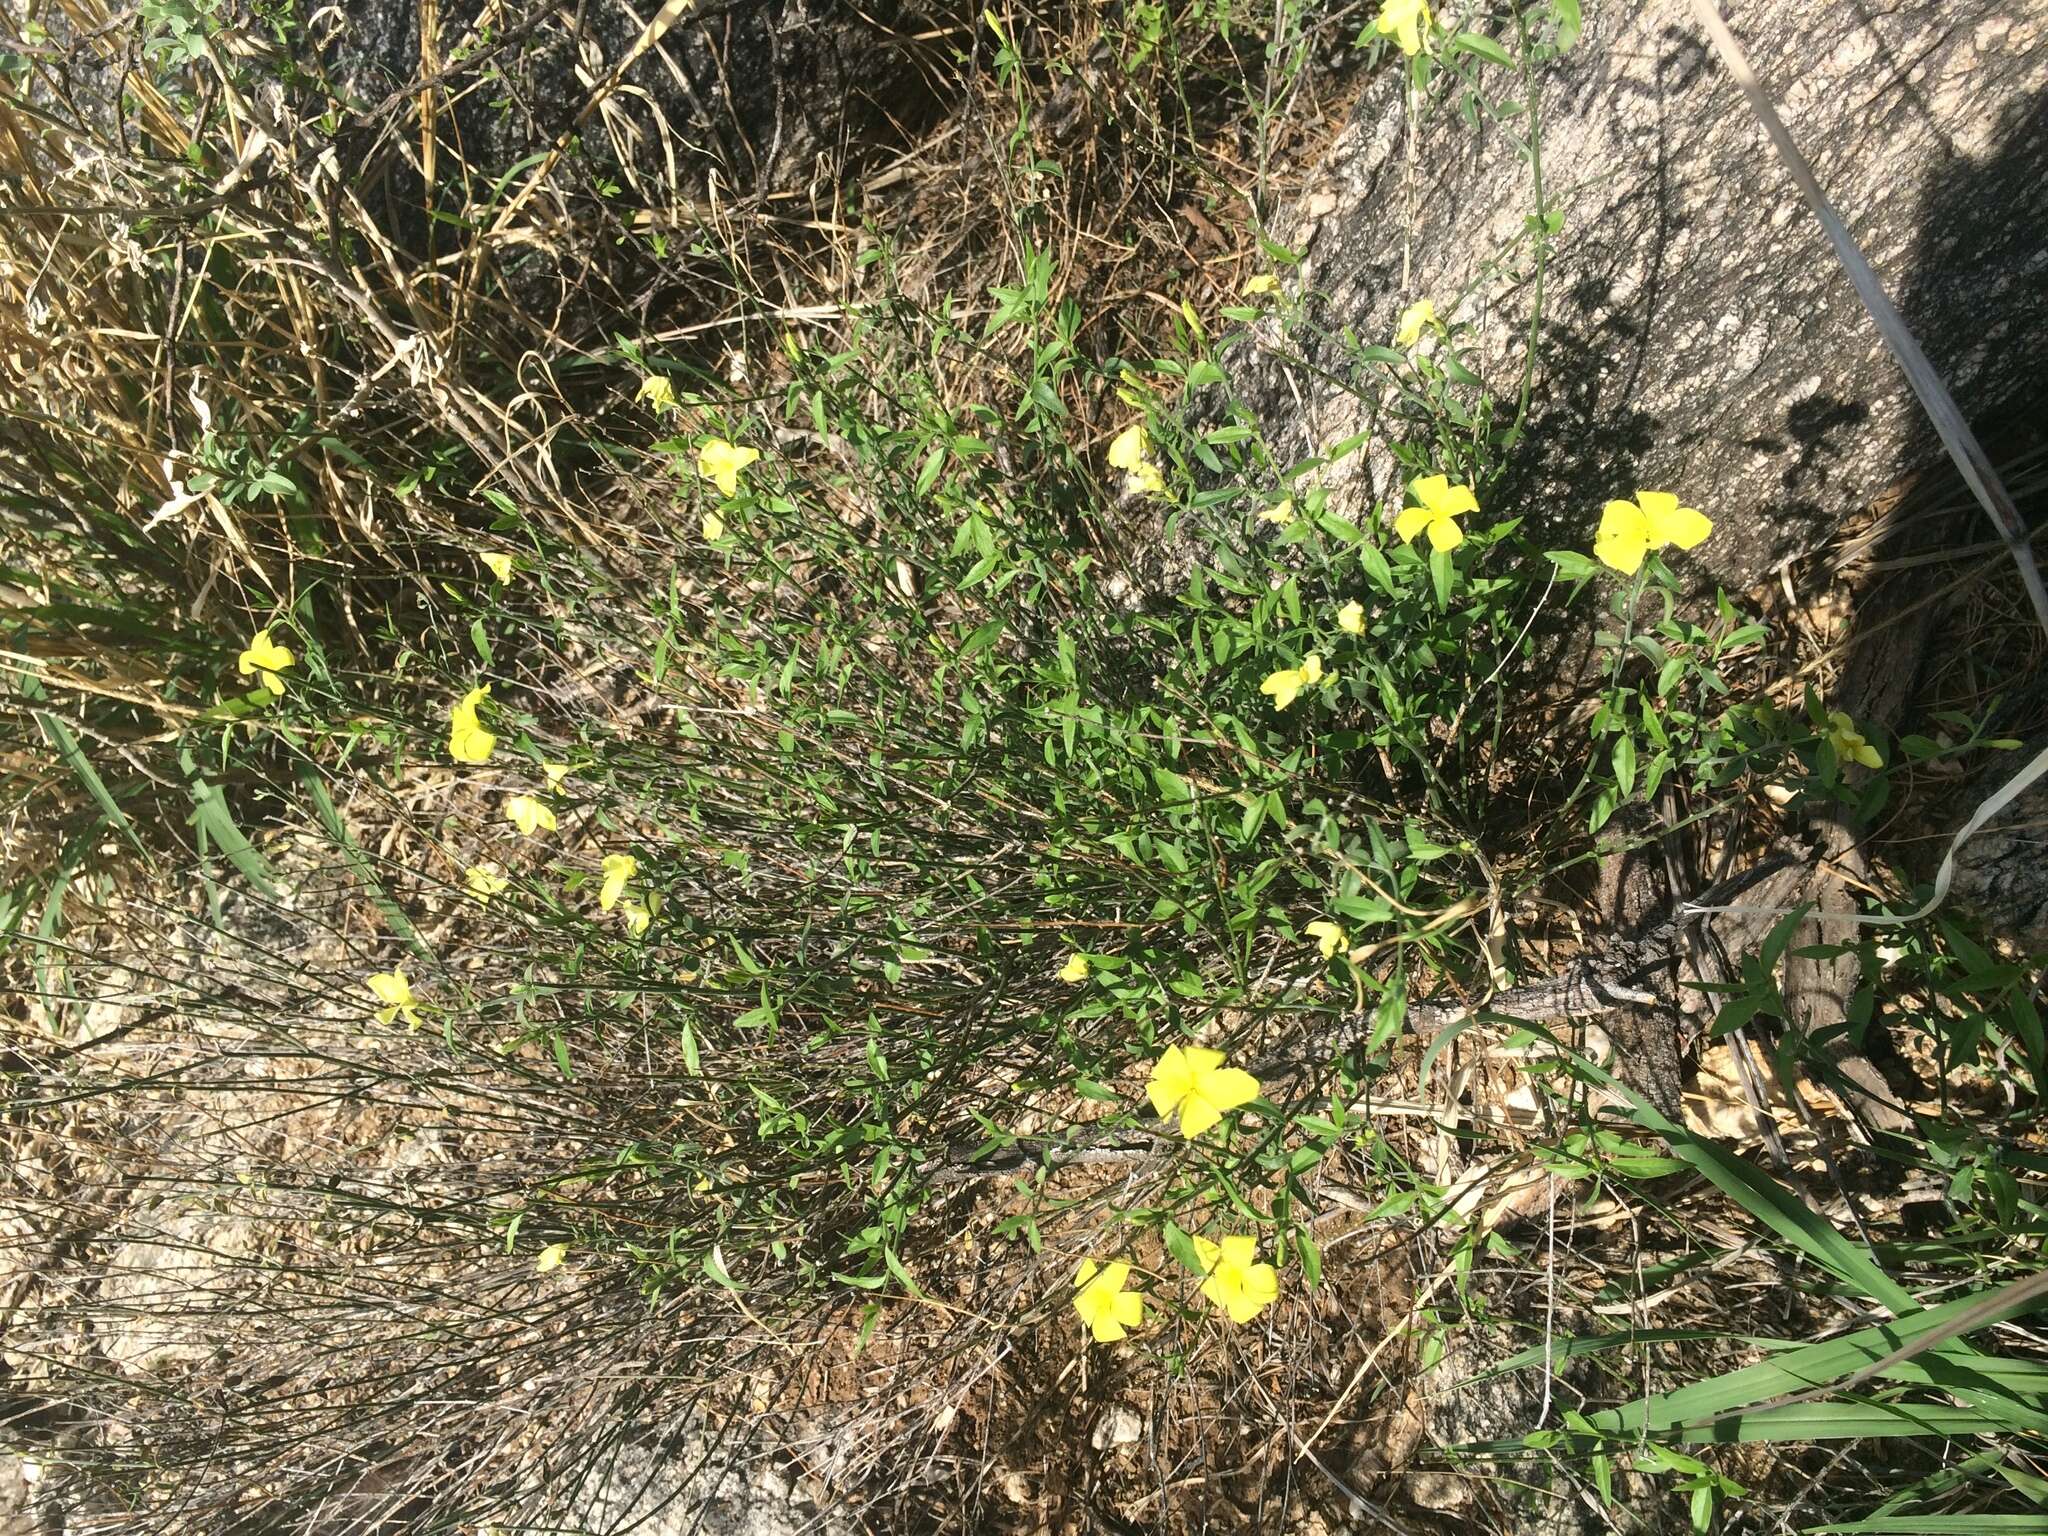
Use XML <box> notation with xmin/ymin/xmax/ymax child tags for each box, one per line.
<box><xmin>302</xmin><ymin>771</ymin><xmax>423</xmax><ymax>952</ymax></box>
<box><xmin>36</xmin><ymin>710</ymin><xmax>148</xmax><ymax>859</ymax></box>
<box><xmin>1450</xmin><ymin>30</ymin><xmax>1516</xmax><ymax>66</ymax></box>
<box><xmin>187</xmin><ymin>774</ymin><xmax>280</xmax><ymax>898</ymax></box>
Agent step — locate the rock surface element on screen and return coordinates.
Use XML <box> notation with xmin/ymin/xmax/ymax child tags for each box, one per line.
<box><xmin>1231</xmin><ymin>2</ymin><xmax>2048</xmax><ymax>588</ymax></box>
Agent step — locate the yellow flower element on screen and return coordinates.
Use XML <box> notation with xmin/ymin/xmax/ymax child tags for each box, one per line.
<box><xmin>448</xmin><ymin>685</ymin><xmax>497</xmax><ymax>764</ymax></box>
<box><xmin>1305</xmin><ymin>920</ymin><xmax>1346</xmax><ymax>960</ymax></box>
<box><xmin>1106</xmin><ymin>422</ymin><xmax>1167</xmax><ymax>497</ymax></box>
<box><xmin>366</xmin><ymin>968</ymin><xmax>420</xmax><ymax>1027</ymax></box>
<box><xmin>697</xmin><ymin>438</ymin><xmax>760</xmax><ymax>498</ymax></box>
<box><xmin>599</xmin><ymin>852</ymin><xmax>637</xmax><ymax>911</ymax></box>
<box><xmin>466</xmin><ymin>862</ymin><xmax>510</xmax><ymax>906</ymax></box>
<box><xmin>1593</xmin><ymin>490</ymin><xmax>1713</xmax><ymax>575</ymax></box>
<box><xmin>1337</xmin><ymin>600</ymin><xmax>1365</xmax><ymax>635</ymax></box>
<box><xmin>1394</xmin><ymin>474</ymin><xmax>1478</xmax><ymax>553</ymax></box>
<box><xmin>1072</xmin><ymin>1259</ymin><xmax>1144</xmax><ymax>1343</ymax></box>
<box><xmin>1376</xmin><ymin>0</ymin><xmax>1432</xmax><ymax>56</ymax></box>
<box><xmin>1258</xmin><ymin>498</ymin><xmax>1295</xmax><ymax>526</ymax></box>
<box><xmin>482</xmin><ymin>551</ymin><xmax>515</xmax><ymax>583</ymax></box>
<box><xmin>1193</xmin><ymin>1234</ymin><xmax>1280</xmax><ymax>1325</ymax></box>
<box><xmin>636</xmin><ymin>374</ymin><xmax>677</xmax><ymax>413</ymax></box>
<box><xmin>535</xmin><ymin>1242</ymin><xmax>569</xmax><ymax>1273</ymax></box>
<box><xmin>701</xmin><ymin>509</ymin><xmax>726</xmax><ymax>542</ymax></box>
<box><xmin>1146</xmin><ymin>1044</ymin><xmax>1260</xmax><ymax>1138</ymax></box>
<box><xmin>1259</xmin><ymin>652</ymin><xmax>1328</xmax><ymax>711</ymax></box>
<box><xmin>620</xmin><ymin>898</ymin><xmax>652</xmax><ymax>937</ymax></box>
<box><xmin>543</xmin><ymin>762</ymin><xmax>570</xmax><ymax>791</ymax></box>
<box><xmin>1059</xmin><ymin>953</ymin><xmax>1090</xmax><ymax>983</ymax></box>
<box><xmin>1243</xmin><ymin>273</ymin><xmax>1280</xmax><ymax>296</ymax></box>
<box><xmin>237</xmin><ymin>628</ymin><xmax>294</xmax><ymax>696</ymax></box>
<box><xmin>1825</xmin><ymin>710</ymin><xmax>1883</xmax><ymax>770</ymax></box>
<box><xmin>504</xmin><ymin>794</ymin><xmax>557</xmax><ymax>837</ymax></box>
<box><xmin>1394</xmin><ymin>297</ymin><xmax>1437</xmax><ymax>348</ymax></box>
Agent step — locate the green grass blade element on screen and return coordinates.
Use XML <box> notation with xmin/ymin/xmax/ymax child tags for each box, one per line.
<box><xmin>300</xmin><ymin>770</ymin><xmax>423</xmax><ymax>953</ymax></box>
<box><xmin>1807</xmin><ymin>1519</ymin><xmax>2048</xmax><ymax>1534</ymax></box>
<box><xmin>1558</xmin><ymin>1038</ymin><xmax>1914</xmax><ymax>1311</ymax></box>
<box><xmin>1464</xmin><ymin>1403</ymin><xmax>2016</xmax><ymax>1455</ymax></box>
<box><xmin>186</xmin><ymin>773</ymin><xmax>280</xmax><ymax>899</ymax></box>
<box><xmin>34</xmin><ymin>710</ymin><xmax>149</xmax><ymax>861</ymax></box>
<box><xmin>1477</xmin><ymin>1329</ymin><xmax>1802</xmax><ymax>1379</ymax></box>
<box><xmin>1575</xmin><ymin>1274</ymin><xmax>2048</xmax><ymax>1442</ymax></box>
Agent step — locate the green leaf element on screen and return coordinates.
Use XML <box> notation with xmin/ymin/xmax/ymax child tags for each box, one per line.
<box><xmin>1613</xmin><ymin>734</ymin><xmax>1637</xmax><ymax>798</ymax></box>
<box><xmin>1164</xmin><ymin>1220</ymin><xmax>1205</xmax><ymax>1276</ymax></box>
<box><xmin>1450</xmin><ymin>31</ymin><xmax>1515</xmax><ymax>67</ymax></box>
<box><xmin>1587</xmin><ymin>784</ymin><xmax>1618</xmax><ymax>834</ymax></box>
<box><xmin>1813</xmin><ymin>1523</ymin><xmax>2048</xmax><ymax>1535</ymax></box>
<box><xmin>36</xmin><ymin>708</ymin><xmax>147</xmax><ymax>859</ymax></box>
<box><xmin>1296</xmin><ymin>1230</ymin><xmax>1322</xmax><ymax>1289</ymax></box>
<box><xmin>1360</xmin><ymin>544</ymin><xmax>1398</xmax><ymax>597</ymax></box>
<box><xmin>883</xmin><ymin>1246</ymin><xmax>925</xmax><ymax>1298</ymax></box>
<box><xmin>1366</xmin><ymin>975</ymin><xmax>1408</xmax><ymax>1056</ymax></box>
<box><xmin>702</xmin><ymin>1247</ymin><xmax>743</xmax><ymax>1291</ymax></box>
<box><xmin>958</xmin><ymin>618</ymin><xmax>1005</xmax><ymax>660</ymax></box>
<box><xmin>1153</xmin><ymin>765</ymin><xmax>1193</xmax><ymax>812</ymax></box>
<box><xmin>1544</xmin><ymin>549</ymin><xmax>1599</xmax><ymax>581</ymax></box>
<box><xmin>302</xmin><ymin>771</ymin><xmax>422</xmax><ymax>952</ymax></box>
<box><xmin>1551</xmin><ymin>0</ymin><xmax>1582</xmax><ymax>50</ymax></box>
<box><xmin>185</xmin><ymin>767</ymin><xmax>279</xmax><ymax>899</ymax></box>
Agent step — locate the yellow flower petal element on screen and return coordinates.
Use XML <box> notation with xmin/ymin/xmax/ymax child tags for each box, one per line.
<box><xmin>1594</xmin><ymin>499</ymin><xmax>1649</xmax><ymax>574</ymax></box>
<box><xmin>505</xmin><ymin>794</ymin><xmax>557</xmax><ymax>837</ymax></box>
<box><xmin>1147</xmin><ymin>1045</ymin><xmax>1259</xmax><ymax>1138</ymax></box>
<box><xmin>599</xmin><ymin>852</ymin><xmax>636</xmax><ymax>912</ymax></box>
<box><xmin>466</xmin><ymin>862</ymin><xmax>510</xmax><ymax>906</ymax></box>
<box><xmin>1636</xmin><ymin>489</ymin><xmax>1713</xmax><ymax>551</ymax></box>
<box><xmin>1824</xmin><ymin>711</ymin><xmax>1883</xmax><ymax>769</ymax></box>
<box><xmin>1394</xmin><ymin>297</ymin><xmax>1436</xmax><ymax>348</ymax></box>
<box><xmin>1416</xmin><ymin>475</ymin><xmax>1478</xmax><ymax>518</ymax></box>
<box><xmin>697</xmin><ymin>438</ymin><xmax>760</xmax><ymax>499</ymax></box>
<box><xmin>448</xmin><ymin>685</ymin><xmax>497</xmax><ymax>764</ymax></box>
<box><xmin>1073</xmin><ymin>1258</ymin><xmax>1143</xmax><ymax>1343</ymax></box>
<box><xmin>1260</xmin><ymin>666</ymin><xmax>1305</xmax><ymax>711</ymax></box>
<box><xmin>1243</xmin><ymin>273</ymin><xmax>1279</xmax><ymax>296</ymax></box>
<box><xmin>1106</xmin><ymin>423</ymin><xmax>1149</xmax><ymax>472</ymax></box>
<box><xmin>482</xmin><ymin>551</ymin><xmax>515</xmax><ymax>583</ymax></box>
<box><xmin>237</xmin><ymin>628</ymin><xmax>295</xmax><ymax>695</ymax></box>
<box><xmin>1305</xmin><ymin>920</ymin><xmax>1345</xmax><ymax>960</ymax></box>
<box><xmin>1258</xmin><ymin>498</ymin><xmax>1295</xmax><ymax>526</ymax></box>
<box><xmin>1059</xmin><ymin>953</ymin><xmax>1090</xmax><ymax>983</ymax></box>
<box><xmin>1177</xmin><ymin>1093</ymin><xmax>1228</xmax><ymax>1139</ymax></box>
<box><xmin>449</xmin><ymin>720</ymin><xmax>497</xmax><ymax>764</ymax></box>
<box><xmin>1376</xmin><ymin>0</ymin><xmax>1432</xmax><ymax>56</ymax></box>
<box><xmin>535</xmin><ymin>1242</ymin><xmax>569</xmax><ymax>1273</ymax></box>
<box><xmin>1425</xmin><ymin>513</ymin><xmax>1465</xmax><ymax>553</ymax></box>
<box><xmin>1337</xmin><ymin>600</ymin><xmax>1365</xmax><ymax>635</ymax></box>
<box><xmin>366</xmin><ymin>968</ymin><xmax>419</xmax><ymax>1027</ymax></box>
<box><xmin>543</xmin><ymin>762</ymin><xmax>570</xmax><ymax>791</ymax></box>
<box><xmin>637</xmin><ymin>374</ymin><xmax>677</xmax><ymax>413</ymax></box>
<box><xmin>1393</xmin><ymin>504</ymin><xmax>1434</xmax><ymax>545</ymax></box>
<box><xmin>1126</xmin><ymin>460</ymin><xmax>1167</xmax><ymax>497</ymax></box>
<box><xmin>1107</xmin><ymin>423</ymin><xmax>1167</xmax><ymax>497</ymax></box>
<box><xmin>701</xmin><ymin>509</ymin><xmax>726</xmax><ymax>541</ymax></box>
